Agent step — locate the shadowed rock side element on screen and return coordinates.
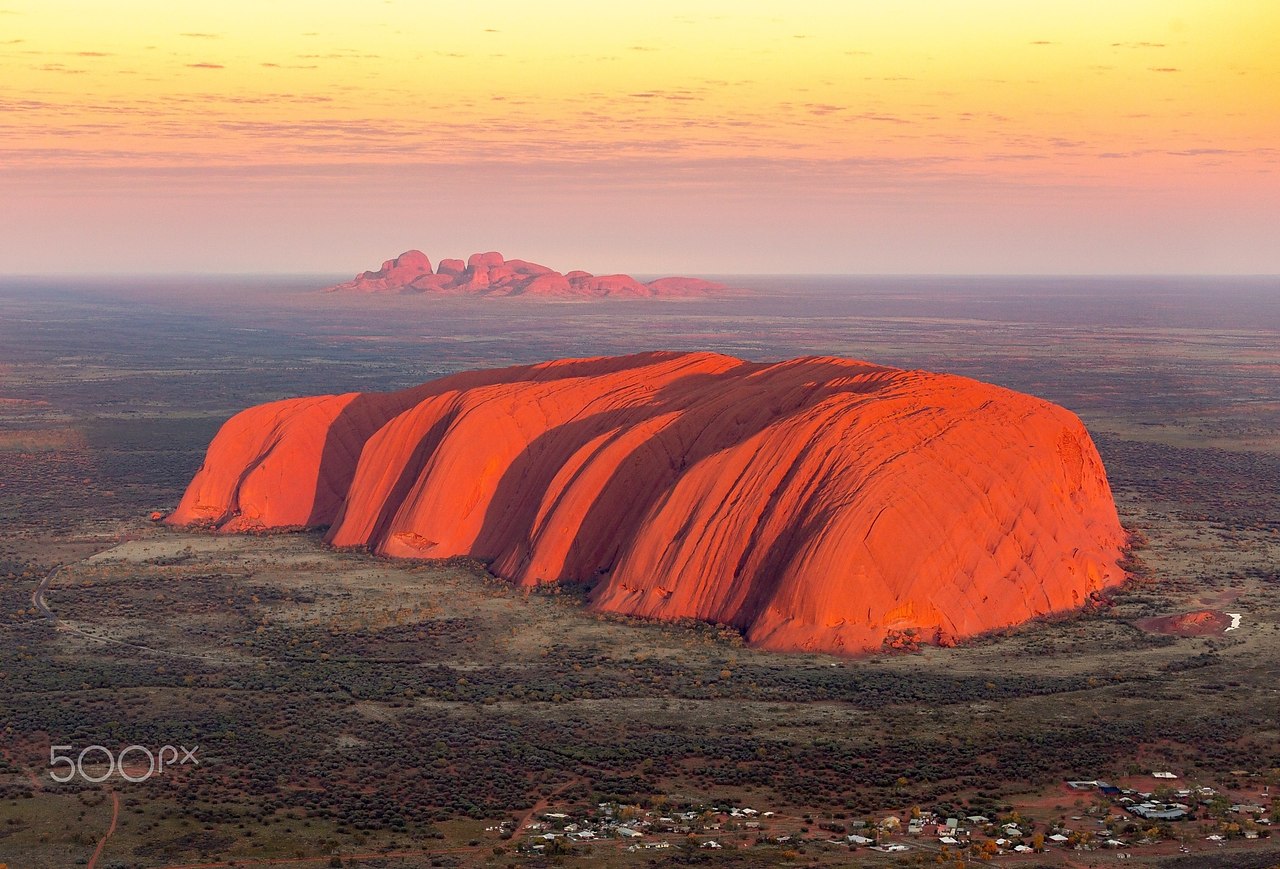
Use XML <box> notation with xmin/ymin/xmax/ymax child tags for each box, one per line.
<box><xmin>168</xmin><ymin>352</ymin><xmax>1126</xmax><ymax>654</ymax></box>
<box><xmin>324</xmin><ymin>250</ymin><xmax>729</xmax><ymax>298</ymax></box>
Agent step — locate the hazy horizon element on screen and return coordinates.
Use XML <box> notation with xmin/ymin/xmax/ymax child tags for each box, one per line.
<box><xmin>3</xmin><ymin>268</ymin><xmax>1280</xmax><ymax>279</ymax></box>
<box><xmin>3</xmin><ymin>4</ymin><xmax>1279</xmax><ymax>865</ymax></box>
<box><xmin>3</xmin><ymin>1</ymin><xmax>1277</xmax><ymax>275</ymax></box>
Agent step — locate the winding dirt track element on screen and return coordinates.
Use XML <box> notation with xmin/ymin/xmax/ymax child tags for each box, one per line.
<box><xmin>28</xmin><ymin>564</ymin><xmax>122</xmax><ymax>867</ymax></box>
<box><xmin>85</xmin><ymin>790</ymin><xmax>120</xmax><ymax>869</ymax></box>
<box><xmin>33</xmin><ymin>557</ymin><xmax>239</xmax><ymax>664</ymax></box>
<box><xmin>30</xmin><ymin>563</ymin><xmax>59</xmax><ymax>619</ymax></box>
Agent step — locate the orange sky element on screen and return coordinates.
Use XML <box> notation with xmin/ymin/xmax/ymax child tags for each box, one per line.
<box><xmin>2</xmin><ymin>1</ymin><xmax>1277</xmax><ymax>273</ymax></box>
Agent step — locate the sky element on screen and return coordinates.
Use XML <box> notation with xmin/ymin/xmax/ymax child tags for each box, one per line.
<box><xmin>1</xmin><ymin>1</ymin><xmax>1277</xmax><ymax>275</ymax></box>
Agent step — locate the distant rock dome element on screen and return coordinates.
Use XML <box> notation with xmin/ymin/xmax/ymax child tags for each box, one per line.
<box><xmin>324</xmin><ymin>250</ymin><xmax>730</xmax><ymax>298</ymax></box>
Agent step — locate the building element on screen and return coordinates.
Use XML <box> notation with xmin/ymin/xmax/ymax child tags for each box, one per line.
<box><xmin>1128</xmin><ymin>803</ymin><xmax>1187</xmax><ymax>821</ymax></box>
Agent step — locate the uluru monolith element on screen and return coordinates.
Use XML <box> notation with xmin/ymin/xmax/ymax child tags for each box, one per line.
<box><xmin>324</xmin><ymin>250</ymin><xmax>729</xmax><ymax>298</ymax></box>
<box><xmin>168</xmin><ymin>352</ymin><xmax>1126</xmax><ymax>654</ymax></box>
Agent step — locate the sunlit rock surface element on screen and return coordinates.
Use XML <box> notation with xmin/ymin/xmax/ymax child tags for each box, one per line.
<box><xmin>324</xmin><ymin>250</ymin><xmax>728</xmax><ymax>298</ymax></box>
<box><xmin>169</xmin><ymin>352</ymin><xmax>1126</xmax><ymax>654</ymax></box>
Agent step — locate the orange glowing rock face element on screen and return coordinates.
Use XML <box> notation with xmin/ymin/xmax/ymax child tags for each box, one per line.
<box><xmin>168</xmin><ymin>352</ymin><xmax>1126</xmax><ymax>654</ymax></box>
<box><xmin>324</xmin><ymin>250</ymin><xmax>729</xmax><ymax>298</ymax></box>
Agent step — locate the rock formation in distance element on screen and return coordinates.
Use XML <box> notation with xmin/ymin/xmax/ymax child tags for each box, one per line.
<box><xmin>324</xmin><ymin>250</ymin><xmax>728</xmax><ymax>298</ymax></box>
<box><xmin>168</xmin><ymin>352</ymin><xmax>1126</xmax><ymax>654</ymax></box>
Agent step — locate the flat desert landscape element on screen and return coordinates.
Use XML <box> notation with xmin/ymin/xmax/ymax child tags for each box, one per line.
<box><xmin>1</xmin><ymin>276</ymin><xmax>1277</xmax><ymax>868</ymax></box>
<box><xmin>5</xmin><ymin>0</ymin><xmax>1278</xmax><ymax>865</ymax></box>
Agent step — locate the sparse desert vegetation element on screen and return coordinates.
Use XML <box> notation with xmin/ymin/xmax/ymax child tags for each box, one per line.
<box><xmin>1</xmin><ymin>276</ymin><xmax>1277</xmax><ymax>867</ymax></box>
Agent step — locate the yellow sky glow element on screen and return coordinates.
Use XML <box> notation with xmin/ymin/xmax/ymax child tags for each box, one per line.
<box><xmin>1</xmin><ymin>0</ymin><xmax>1277</xmax><ymax>272</ymax></box>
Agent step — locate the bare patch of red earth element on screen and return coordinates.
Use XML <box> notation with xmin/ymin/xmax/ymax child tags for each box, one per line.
<box><xmin>1136</xmin><ymin>610</ymin><xmax>1231</xmax><ymax>636</ymax></box>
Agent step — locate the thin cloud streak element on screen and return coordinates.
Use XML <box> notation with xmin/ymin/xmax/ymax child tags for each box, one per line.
<box><xmin>1</xmin><ymin>0</ymin><xmax>1276</xmax><ymax>273</ymax></box>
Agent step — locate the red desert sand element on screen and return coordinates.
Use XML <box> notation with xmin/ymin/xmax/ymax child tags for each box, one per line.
<box><xmin>1135</xmin><ymin>610</ymin><xmax>1231</xmax><ymax>636</ymax></box>
<box><xmin>324</xmin><ymin>250</ymin><xmax>727</xmax><ymax>298</ymax></box>
<box><xmin>168</xmin><ymin>352</ymin><xmax>1126</xmax><ymax>654</ymax></box>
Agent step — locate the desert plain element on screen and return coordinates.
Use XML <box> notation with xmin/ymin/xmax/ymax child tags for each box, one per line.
<box><xmin>0</xmin><ymin>274</ymin><xmax>1277</xmax><ymax>868</ymax></box>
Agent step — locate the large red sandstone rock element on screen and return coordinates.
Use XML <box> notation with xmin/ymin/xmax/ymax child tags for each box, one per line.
<box><xmin>324</xmin><ymin>251</ymin><xmax>729</xmax><ymax>298</ymax></box>
<box><xmin>332</xmin><ymin>250</ymin><xmax>435</xmax><ymax>293</ymax></box>
<box><xmin>523</xmin><ymin>273</ymin><xmax>572</xmax><ymax>294</ymax></box>
<box><xmin>646</xmin><ymin>276</ymin><xmax>731</xmax><ymax>296</ymax></box>
<box><xmin>167</xmin><ymin>352</ymin><xmax>1126</xmax><ymax>654</ymax></box>
<box><xmin>571</xmin><ymin>274</ymin><xmax>649</xmax><ymax>297</ymax></box>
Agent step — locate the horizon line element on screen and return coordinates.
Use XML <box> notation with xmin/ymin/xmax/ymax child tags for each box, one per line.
<box><xmin>2</xmin><ymin>271</ymin><xmax>1278</xmax><ymax>280</ymax></box>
